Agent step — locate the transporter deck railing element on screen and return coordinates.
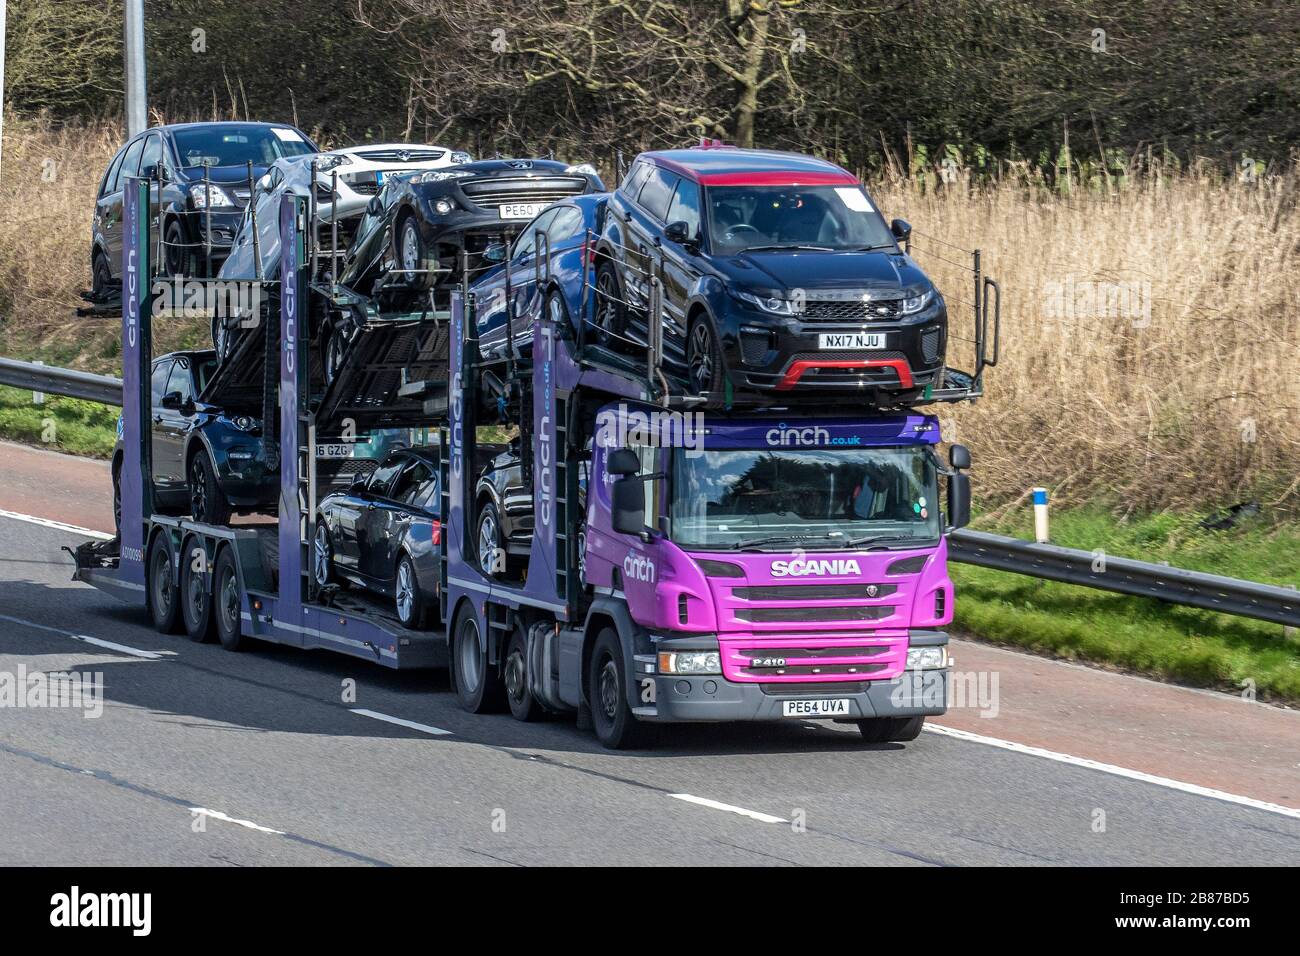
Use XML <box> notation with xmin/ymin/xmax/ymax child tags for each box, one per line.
<box><xmin>2</xmin><ymin>357</ymin><xmax>1296</xmax><ymax>629</ymax></box>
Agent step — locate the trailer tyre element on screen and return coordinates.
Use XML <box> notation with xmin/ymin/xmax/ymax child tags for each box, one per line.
<box><xmin>450</xmin><ymin>603</ymin><xmax>505</xmax><ymax>714</ymax></box>
<box><xmin>179</xmin><ymin>540</ymin><xmax>216</xmax><ymax>643</ymax></box>
<box><xmin>857</xmin><ymin>715</ymin><xmax>925</xmax><ymax>743</ymax></box>
<box><xmin>589</xmin><ymin>628</ymin><xmax>648</xmax><ymax>750</ymax></box>
<box><xmin>147</xmin><ymin>534</ymin><xmax>182</xmax><ymax>634</ymax></box>
<box><xmin>504</xmin><ymin>626</ymin><xmax>542</xmax><ymax>722</ymax></box>
<box><xmin>212</xmin><ymin>548</ymin><xmax>249</xmax><ymax>651</ymax></box>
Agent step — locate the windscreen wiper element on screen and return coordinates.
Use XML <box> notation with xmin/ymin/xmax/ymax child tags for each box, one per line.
<box><xmin>742</xmin><ymin>244</ymin><xmax>834</xmax><ymax>253</ymax></box>
<box><xmin>839</xmin><ymin>533</ymin><xmax>928</xmax><ymax>549</ymax></box>
<box><xmin>717</xmin><ymin>533</ymin><xmax>841</xmax><ymax>550</ymax></box>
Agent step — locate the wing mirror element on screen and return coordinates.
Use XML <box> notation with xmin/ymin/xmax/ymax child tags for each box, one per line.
<box><xmin>159</xmin><ymin>391</ymin><xmax>184</xmax><ymax>411</ymax></box>
<box><xmin>890</xmin><ymin>218</ymin><xmax>912</xmax><ymax>243</ymax></box>
<box><xmin>664</xmin><ymin>220</ymin><xmax>697</xmax><ymax>248</ymax></box>
<box><xmin>947</xmin><ymin>443</ymin><xmax>971</xmax><ymax>530</ymax></box>
<box><xmin>257</xmin><ymin>173</ymin><xmax>273</xmax><ymax>191</ymax></box>
<box><xmin>483</xmin><ymin>242</ymin><xmax>507</xmax><ymax>264</ymax></box>
<box><xmin>607</xmin><ymin>448</ymin><xmax>640</xmax><ymax>476</ymax></box>
<box><xmin>366</xmin><ymin>196</ymin><xmax>383</xmax><ymax>216</ymax></box>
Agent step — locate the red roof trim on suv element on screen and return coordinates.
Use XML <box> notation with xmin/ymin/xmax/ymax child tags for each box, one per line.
<box><xmin>696</xmin><ymin>170</ymin><xmax>859</xmax><ymax>187</ymax></box>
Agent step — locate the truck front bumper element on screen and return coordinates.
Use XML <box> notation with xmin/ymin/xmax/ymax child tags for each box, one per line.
<box><xmin>638</xmin><ymin>668</ymin><xmax>950</xmax><ymax>723</ymax></box>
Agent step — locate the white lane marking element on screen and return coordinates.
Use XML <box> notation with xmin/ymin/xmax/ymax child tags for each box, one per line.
<box><xmin>925</xmin><ymin>723</ymin><xmax>1300</xmax><ymax>820</ymax></box>
<box><xmin>0</xmin><ymin>612</ymin><xmax>163</xmax><ymax>660</ymax></box>
<box><xmin>0</xmin><ymin>508</ymin><xmax>112</xmax><ymax>540</ymax></box>
<box><xmin>668</xmin><ymin>793</ymin><xmax>788</xmax><ymax>824</ymax></box>
<box><xmin>189</xmin><ymin>807</ymin><xmax>285</xmax><ymax>835</ymax></box>
<box><xmin>350</xmin><ymin>708</ymin><xmax>453</xmax><ymax>736</ymax></box>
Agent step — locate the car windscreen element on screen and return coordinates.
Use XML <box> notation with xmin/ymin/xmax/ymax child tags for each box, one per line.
<box><xmin>670</xmin><ymin>445</ymin><xmax>939</xmax><ymax>550</ymax></box>
<box><xmin>706</xmin><ymin>184</ymin><xmax>894</xmax><ymax>254</ymax></box>
<box><xmin>171</xmin><ymin>126</ymin><xmax>316</xmax><ymax>169</ymax></box>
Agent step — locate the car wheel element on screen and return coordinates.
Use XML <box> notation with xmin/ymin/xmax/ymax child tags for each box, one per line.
<box><xmin>179</xmin><ymin>537</ymin><xmax>216</xmax><ymax>643</ymax></box>
<box><xmin>477</xmin><ymin>501</ymin><xmax>504</xmax><ymax>577</ymax></box>
<box><xmin>857</xmin><ymin>716</ymin><xmax>925</xmax><ymax>743</ymax></box>
<box><xmin>323</xmin><ymin>323</ymin><xmax>347</xmax><ymax>386</ymax></box>
<box><xmin>394</xmin><ymin>553</ymin><xmax>429</xmax><ymax>629</ymax></box>
<box><xmin>588</xmin><ymin>628</ymin><xmax>648</xmax><ymax>750</ymax></box>
<box><xmin>312</xmin><ymin>519</ymin><xmax>341</xmax><ymax>590</ymax></box>
<box><xmin>212</xmin><ymin>315</ymin><xmax>240</xmax><ymax>364</ymax></box>
<box><xmin>164</xmin><ymin>220</ymin><xmax>195</xmax><ymax>278</ymax></box>
<box><xmin>112</xmin><ymin>456</ymin><xmax>123</xmax><ymax>536</ymax></box>
<box><xmin>546</xmin><ymin>288</ymin><xmax>575</xmax><ymax>339</ymax></box>
<box><xmin>576</xmin><ymin>522</ymin><xmax>587</xmax><ymax>583</ymax></box>
<box><xmin>398</xmin><ymin>216</ymin><xmax>434</xmax><ymax>289</ymax></box>
<box><xmin>687</xmin><ymin>316</ymin><xmax>725</xmax><ymax>400</ymax></box>
<box><xmin>450</xmin><ymin>602</ymin><xmax>505</xmax><ymax>714</ymax></box>
<box><xmin>147</xmin><ymin>533</ymin><xmax>182</xmax><ymax>634</ymax></box>
<box><xmin>504</xmin><ymin>626</ymin><xmax>542</xmax><ymax>722</ymax></box>
<box><xmin>594</xmin><ymin>261</ymin><xmax>628</xmax><ymax>348</ymax></box>
<box><xmin>212</xmin><ymin>547</ymin><xmax>248</xmax><ymax>651</ymax></box>
<box><xmin>189</xmin><ymin>451</ymin><xmax>233</xmax><ymax>525</ymax></box>
<box><xmin>91</xmin><ymin>252</ymin><xmax>113</xmax><ymax>301</ymax></box>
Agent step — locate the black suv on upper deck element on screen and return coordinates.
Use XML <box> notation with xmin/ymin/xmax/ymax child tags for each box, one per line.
<box><xmin>594</xmin><ymin>146</ymin><xmax>947</xmax><ymax>403</ymax></box>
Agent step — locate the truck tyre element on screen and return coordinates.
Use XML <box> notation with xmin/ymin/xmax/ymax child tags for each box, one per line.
<box><xmin>394</xmin><ymin>553</ymin><xmax>429</xmax><ymax>629</ymax></box>
<box><xmin>589</xmin><ymin>628</ymin><xmax>648</xmax><ymax>750</ymax></box>
<box><xmin>147</xmin><ymin>533</ymin><xmax>182</xmax><ymax>634</ymax></box>
<box><xmin>212</xmin><ymin>548</ymin><xmax>249</xmax><ymax>651</ymax></box>
<box><xmin>450</xmin><ymin>603</ymin><xmax>505</xmax><ymax>713</ymax></box>
<box><xmin>179</xmin><ymin>539</ymin><xmax>216</xmax><ymax>643</ymax></box>
<box><xmin>504</xmin><ymin>626</ymin><xmax>542</xmax><ymax>722</ymax></box>
<box><xmin>190</xmin><ymin>450</ymin><xmax>233</xmax><ymax>525</ymax></box>
<box><xmin>857</xmin><ymin>715</ymin><xmax>925</xmax><ymax>743</ymax></box>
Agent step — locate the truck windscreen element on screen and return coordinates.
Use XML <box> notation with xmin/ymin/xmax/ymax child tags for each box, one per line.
<box><xmin>670</xmin><ymin>446</ymin><xmax>940</xmax><ymax>550</ymax></box>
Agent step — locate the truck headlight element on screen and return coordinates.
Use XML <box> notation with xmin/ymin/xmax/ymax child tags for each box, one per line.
<box><xmin>905</xmin><ymin>646</ymin><xmax>948</xmax><ymax>670</ymax></box>
<box><xmin>658</xmin><ymin>651</ymin><xmax>721</xmax><ymax>675</ymax></box>
<box><xmin>189</xmin><ymin>184</ymin><xmax>234</xmax><ymax>208</ymax></box>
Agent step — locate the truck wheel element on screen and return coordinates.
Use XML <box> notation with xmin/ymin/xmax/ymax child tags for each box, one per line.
<box><xmin>504</xmin><ymin>626</ymin><xmax>542</xmax><ymax>722</ymax></box>
<box><xmin>394</xmin><ymin>554</ymin><xmax>429</xmax><ymax>629</ymax></box>
<box><xmin>179</xmin><ymin>539</ymin><xmax>216</xmax><ymax>643</ymax></box>
<box><xmin>450</xmin><ymin>603</ymin><xmax>505</xmax><ymax>713</ymax></box>
<box><xmin>190</xmin><ymin>451</ymin><xmax>233</xmax><ymax>525</ymax></box>
<box><xmin>146</xmin><ymin>533</ymin><xmax>182</xmax><ymax>634</ymax></box>
<box><xmin>594</xmin><ymin>262</ymin><xmax>628</xmax><ymax>348</ymax></box>
<box><xmin>212</xmin><ymin>548</ymin><xmax>248</xmax><ymax>651</ymax></box>
<box><xmin>476</xmin><ymin>501</ymin><xmax>504</xmax><ymax>577</ymax></box>
<box><xmin>588</xmin><ymin>628</ymin><xmax>648</xmax><ymax>750</ymax></box>
<box><xmin>857</xmin><ymin>716</ymin><xmax>925</xmax><ymax>743</ymax></box>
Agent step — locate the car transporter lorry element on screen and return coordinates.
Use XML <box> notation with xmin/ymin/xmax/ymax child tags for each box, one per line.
<box><xmin>73</xmin><ymin>172</ymin><xmax>1000</xmax><ymax>749</ymax></box>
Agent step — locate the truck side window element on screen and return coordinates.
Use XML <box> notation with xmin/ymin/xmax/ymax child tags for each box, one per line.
<box><xmin>635</xmin><ymin>444</ymin><xmax>660</xmax><ymax>525</ymax></box>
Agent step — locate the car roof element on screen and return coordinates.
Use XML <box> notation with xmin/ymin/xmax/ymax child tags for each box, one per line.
<box><xmin>152</xmin><ymin>349</ymin><xmax>217</xmax><ymax>367</ymax></box>
<box><xmin>636</xmin><ymin>147</ymin><xmax>858</xmax><ymax>187</ymax></box>
<box><xmin>150</xmin><ymin>121</ymin><xmax>305</xmax><ymax>134</ymax></box>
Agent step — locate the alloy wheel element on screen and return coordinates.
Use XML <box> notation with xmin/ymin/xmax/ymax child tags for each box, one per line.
<box><xmin>313</xmin><ymin>524</ymin><xmax>330</xmax><ymax>587</ymax></box>
<box><xmin>478</xmin><ymin>510</ymin><xmax>498</xmax><ymax>575</ymax></box>
<box><xmin>689</xmin><ymin>322</ymin><xmax>714</xmax><ymax>392</ymax></box>
<box><xmin>396</xmin><ymin>560</ymin><xmax>414</xmax><ymax>623</ymax></box>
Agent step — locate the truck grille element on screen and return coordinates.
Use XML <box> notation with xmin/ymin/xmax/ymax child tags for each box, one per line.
<box><xmin>799</xmin><ymin>298</ymin><xmax>903</xmax><ymax>322</ymax></box>
<box><xmin>719</xmin><ymin>632</ymin><xmax>908</xmax><ymax>683</ymax></box>
<box><xmin>735</xmin><ymin>605</ymin><xmax>894</xmax><ymax>623</ymax></box>
<box><xmin>460</xmin><ymin>176</ymin><xmax>588</xmax><ymax>208</ymax></box>
<box><xmin>733</xmin><ymin>583</ymin><xmax>897</xmax><ymax>600</ymax></box>
<box><xmin>356</xmin><ymin>148</ymin><xmax>446</xmax><ymax>163</ymax></box>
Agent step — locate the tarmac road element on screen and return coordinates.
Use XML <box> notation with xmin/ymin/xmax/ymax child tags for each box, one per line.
<box><xmin>1</xmin><ymin>507</ymin><xmax>1297</xmax><ymax>867</ymax></box>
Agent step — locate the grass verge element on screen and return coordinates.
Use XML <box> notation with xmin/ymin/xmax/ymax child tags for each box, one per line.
<box><xmin>0</xmin><ymin>384</ymin><xmax>117</xmax><ymax>458</ymax></box>
<box><xmin>954</xmin><ymin>508</ymin><xmax>1300</xmax><ymax>703</ymax></box>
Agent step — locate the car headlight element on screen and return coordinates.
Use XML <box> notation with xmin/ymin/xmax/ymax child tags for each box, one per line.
<box><xmin>658</xmin><ymin>650</ymin><xmax>721</xmax><ymax>675</ymax></box>
<box><xmin>417</xmin><ymin>169</ymin><xmax>475</xmax><ymax>184</ymax></box>
<box><xmin>566</xmin><ymin>162</ymin><xmax>599</xmax><ymax>177</ymax></box>
<box><xmin>230</xmin><ymin>415</ymin><xmax>257</xmax><ymax>431</ymax></box>
<box><xmin>900</xmin><ymin>288</ymin><xmax>936</xmax><ymax>314</ymax></box>
<box><xmin>450</xmin><ymin>151</ymin><xmax>473</xmax><ymax>165</ymax></box>
<box><xmin>189</xmin><ymin>184</ymin><xmax>234</xmax><ymax>208</ymax></box>
<box><xmin>905</xmin><ymin>646</ymin><xmax>948</xmax><ymax>670</ymax></box>
<box><xmin>734</xmin><ymin>289</ymin><xmax>799</xmax><ymax>316</ymax></box>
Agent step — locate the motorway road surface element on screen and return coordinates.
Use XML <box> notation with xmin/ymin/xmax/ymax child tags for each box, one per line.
<box><xmin>0</xmin><ymin>441</ymin><xmax>1298</xmax><ymax>865</ymax></box>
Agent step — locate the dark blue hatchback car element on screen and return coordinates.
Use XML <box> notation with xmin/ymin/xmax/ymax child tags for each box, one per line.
<box><xmin>594</xmin><ymin>146</ymin><xmax>948</xmax><ymax>403</ymax></box>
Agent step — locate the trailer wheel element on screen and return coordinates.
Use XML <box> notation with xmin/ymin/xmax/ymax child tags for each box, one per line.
<box><xmin>504</xmin><ymin>626</ymin><xmax>542</xmax><ymax>722</ymax></box>
<box><xmin>179</xmin><ymin>539</ymin><xmax>216</xmax><ymax>643</ymax></box>
<box><xmin>146</xmin><ymin>533</ymin><xmax>182</xmax><ymax>634</ymax></box>
<box><xmin>212</xmin><ymin>548</ymin><xmax>248</xmax><ymax>651</ymax></box>
<box><xmin>394</xmin><ymin>554</ymin><xmax>429</xmax><ymax>629</ymax></box>
<box><xmin>589</xmin><ymin>628</ymin><xmax>648</xmax><ymax>750</ymax></box>
<box><xmin>857</xmin><ymin>716</ymin><xmax>925</xmax><ymax>743</ymax></box>
<box><xmin>450</xmin><ymin>603</ymin><xmax>505</xmax><ymax>713</ymax></box>
<box><xmin>190</xmin><ymin>451</ymin><xmax>233</xmax><ymax>525</ymax></box>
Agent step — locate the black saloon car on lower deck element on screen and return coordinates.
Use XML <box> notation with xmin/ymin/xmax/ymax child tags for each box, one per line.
<box><xmin>92</xmin><ymin>122</ymin><xmax>318</xmax><ymax>292</ymax></box>
<box><xmin>594</xmin><ymin>146</ymin><xmax>948</xmax><ymax>404</ymax></box>
<box><xmin>337</xmin><ymin>158</ymin><xmax>604</xmax><ymax>304</ymax></box>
